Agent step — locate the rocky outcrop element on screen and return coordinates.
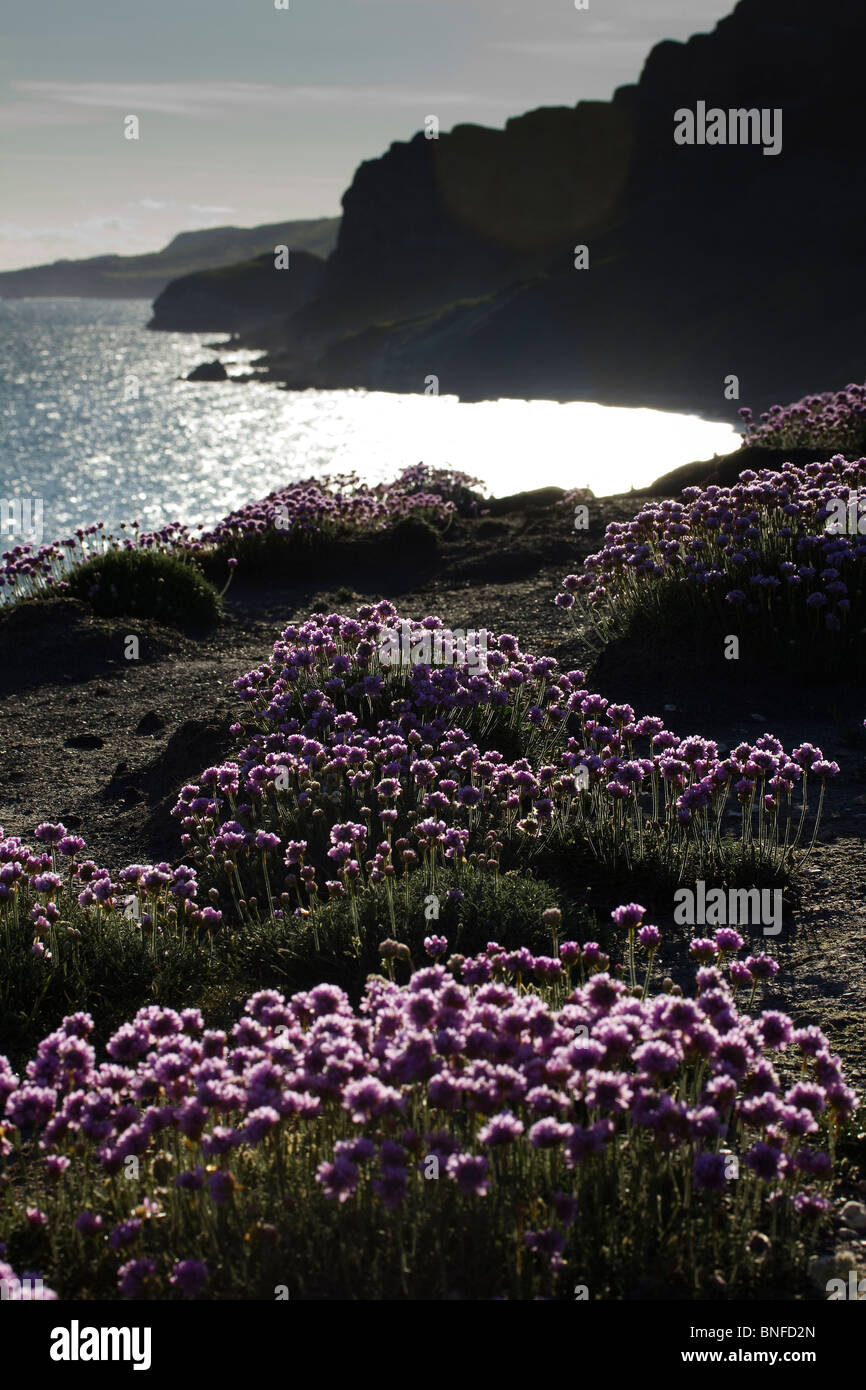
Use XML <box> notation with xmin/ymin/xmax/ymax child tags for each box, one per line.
<box><xmin>648</xmin><ymin>446</ymin><xmax>847</xmax><ymax>496</ymax></box>
<box><xmin>150</xmin><ymin>251</ymin><xmax>326</xmax><ymax>333</ymax></box>
<box><xmin>186</xmin><ymin>360</ymin><xmax>229</xmax><ymax>382</ymax></box>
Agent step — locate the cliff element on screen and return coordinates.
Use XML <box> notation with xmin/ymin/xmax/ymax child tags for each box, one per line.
<box><xmin>223</xmin><ymin>0</ymin><xmax>866</xmax><ymax>417</ymax></box>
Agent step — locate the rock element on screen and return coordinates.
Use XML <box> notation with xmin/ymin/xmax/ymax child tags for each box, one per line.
<box><xmin>840</xmin><ymin>1201</ymin><xmax>866</xmax><ymax>1231</ymax></box>
<box><xmin>186</xmin><ymin>360</ymin><xmax>228</xmax><ymax>382</ymax></box>
<box><xmin>648</xmin><ymin>447</ymin><xmax>841</xmax><ymax>498</ymax></box>
<box><xmin>64</xmin><ymin>733</ymin><xmax>104</xmax><ymax>750</ymax></box>
<box><xmin>385</xmin><ymin>515</ymin><xmax>440</xmax><ymax>558</ymax></box>
<box><xmin>135</xmin><ymin>710</ymin><xmax>166</xmax><ymax>736</ymax></box>
<box><xmin>486</xmin><ymin>487</ymin><xmax>566</xmax><ymax>516</ymax></box>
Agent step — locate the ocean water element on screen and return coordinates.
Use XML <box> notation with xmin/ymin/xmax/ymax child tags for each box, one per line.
<box><xmin>0</xmin><ymin>299</ymin><xmax>741</xmax><ymax>544</ymax></box>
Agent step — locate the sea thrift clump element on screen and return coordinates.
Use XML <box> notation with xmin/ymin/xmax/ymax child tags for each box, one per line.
<box><xmin>198</xmin><ymin>466</ymin><xmax>480</xmax><ymax>549</ymax></box>
<box><xmin>0</xmin><ymin>909</ymin><xmax>853</xmax><ymax>1300</ymax></box>
<box><xmin>556</xmin><ymin>455</ymin><xmax>866</xmax><ymax>655</ymax></box>
<box><xmin>0</xmin><ymin>466</ymin><xmax>483</xmax><ymax>609</ymax></box>
<box><xmin>0</xmin><ymin>824</ymin><xmax>203</xmax><ymax>958</ymax></box>
<box><xmin>740</xmin><ymin>382</ymin><xmax>866</xmax><ymax>454</ymax></box>
<box><xmin>169</xmin><ymin>603</ymin><xmax>836</xmax><ymax>912</ymax></box>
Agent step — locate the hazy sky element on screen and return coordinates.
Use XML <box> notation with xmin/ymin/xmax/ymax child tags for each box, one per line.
<box><xmin>0</xmin><ymin>0</ymin><xmax>735</xmax><ymax>271</ymax></box>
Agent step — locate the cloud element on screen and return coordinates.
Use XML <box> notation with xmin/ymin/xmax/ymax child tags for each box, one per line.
<box><xmin>126</xmin><ymin>199</ymin><xmax>236</xmax><ymax>216</ymax></box>
<box><xmin>5</xmin><ymin>81</ymin><xmax>499</xmax><ymax>124</ymax></box>
<box><xmin>0</xmin><ymin>214</ymin><xmax>136</xmax><ymax>246</ymax></box>
<box><xmin>0</xmin><ymin>215</ymin><xmax>143</xmax><ymax>269</ymax></box>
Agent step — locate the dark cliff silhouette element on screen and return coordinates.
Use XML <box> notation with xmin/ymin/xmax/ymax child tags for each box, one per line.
<box><xmin>156</xmin><ymin>0</ymin><xmax>866</xmax><ymax>418</ymax></box>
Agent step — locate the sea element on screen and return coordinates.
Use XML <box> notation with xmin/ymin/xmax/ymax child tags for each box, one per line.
<box><xmin>0</xmin><ymin>299</ymin><xmax>741</xmax><ymax>545</ymax></box>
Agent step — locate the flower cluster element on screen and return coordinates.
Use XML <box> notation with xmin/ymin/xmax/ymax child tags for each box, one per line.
<box><xmin>740</xmin><ymin>382</ymin><xmax>866</xmax><ymax>454</ymax></box>
<box><xmin>0</xmin><ymin>466</ymin><xmax>482</xmax><ymax>609</ymax></box>
<box><xmin>198</xmin><ymin>466</ymin><xmax>480</xmax><ymax>549</ymax></box>
<box><xmin>0</xmin><ymin>822</ymin><xmax>205</xmax><ymax>958</ymax></box>
<box><xmin>1</xmin><ymin>602</ymin><xmax>838</xmax><ymax>972</ymax></box>
<box><xmin>0</xmin><ymin>910</ymin><xmax>853</xmax><ymax>1299</ymax></box>
<box><xmin>0</xmin><ymin>520</ymin><xmax>192</xmax><ymax>608</ymax></box>
<box><xmin>556</xmin><ymin>455</ymin><xmax>866</xmax><ymax>640</ymax></box>
<box><xmin>171</xmin><ymin>603</ymin><xmax>836</xmax><ymax>917</ymax></box>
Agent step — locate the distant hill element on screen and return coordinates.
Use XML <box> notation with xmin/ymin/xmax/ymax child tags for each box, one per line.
<box><xmin>0</xmin><ymin>219</ymin><xmax>340</xmax><ymax>300</ymax></box>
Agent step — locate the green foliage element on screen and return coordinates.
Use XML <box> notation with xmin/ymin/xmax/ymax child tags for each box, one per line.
<box><xmin>0</xmin><ymin>909</ymin><xmax>231</xmax><ymax>1071</ymax></box>
<box><xmin>0</xmin><ymin>866</ymin><xmax>588</xmax><ymax>1070</ymax></box>
<box><xmin>4</xmin><ymin>1116</ymin><xmax>818</xmax><ymax>1300</ymax></box>
<box><xmin>66</xmin><ymin>548</ymin><xmax>221</xmax><ymax>627</ymax></box>
<box><xmin>244</xmin><ymin>866</ymin><xmax>586</xmax><ymax>994</ymax></box>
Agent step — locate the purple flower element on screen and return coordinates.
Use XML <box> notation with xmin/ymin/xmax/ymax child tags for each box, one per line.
<box><xmin>109</xmin><ymin>1218</ymin><xmax>142</xmax><ymax>1250</ymax></box>
<box><xmin>528</xmin><ymin>1118</ymin><xmax>571</xmax><ymax>1149</ymax></box>
<box><xmin>637</xmin><ymin>925</ymin><xmax>661</xmax><ymax>949</ymax></box>
<box><xmin>207</xmin><ymin>1171</ymin><xmax>236</xmax><ymax>1206</ymax></box>
<box><xmin>446</xmin><ymin>1152</ymin><xmax>491</xmax><ymax>1196</ymax></box>
<box><xmin>611</xmin><ymin>903</ymin><xmax>645</xmax><ymax>929</ymax></box>
<box><xmin>74</xmin><ymin>1210</ymin><xmax>104</xmax><ymax>1236</ymax></box>
<box><xmin>169</xmin><ymin>1259</ymin><xmax>209</xmax><ymax>1298</ymax></box>
<box><xmin>743</xmin><ymin>1141</ymin><xmax>786</xmax><ymax>1181</ymax></box>
<box><xmin>478</xmin><ymin>1111</ymin><xmax>524</xmax><ymax>1146</ymax></box>
<box><xmin>692</xmin><ymin>1152</ymin><xmax>730</xmax><ymax>1190</ymax></box>
<box><xmin>744</xmin><ymin>953</ymin><xmax>779</xmax><ymax>981</ymax></box>
<box><xmin>791</xmin><ymin>1193</ymin><xmax>830</xmax><ymax>1220</ymax></box>
<box><xmin>316</xmin><ymin>1156</ymin><xmax>359</xmax><ymax>1203</ymax></box>
<box><xmin>343</xmin><ymin>1078</ymin><xmax>405</xmax><ymax>1123</ymax></box>
<box><xmin>714</xmin><ymin>927</ymin><xmax>744</xmax><ymax>953</ymax></box>
<box><xmin>551</xmin><ymin>1192</ymin><xmax>578</xmax><ymax>1226</ymax></box>
<box><xmin>117</xmin><ymin>1258</ymin><xmax>158</xmax><ymax>1298</ymax></box>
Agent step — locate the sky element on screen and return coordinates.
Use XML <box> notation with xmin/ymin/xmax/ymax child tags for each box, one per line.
<box><xmin>0</xmin><ymin>0</ymin><xmax>736</xmax><ymax>272</ymax></box>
